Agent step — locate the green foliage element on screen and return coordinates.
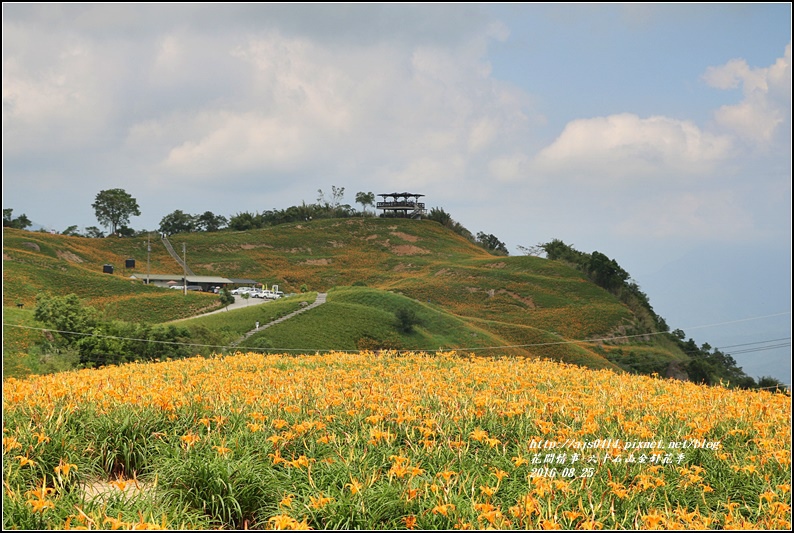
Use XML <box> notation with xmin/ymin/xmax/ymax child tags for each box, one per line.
<box><xmin>476</xmin><ymin>232</ymin><xmax>509</xmax><ymax>255</ymax></box>
<box><xmin>394</xmin><ymin>307</ymin><xmax>420</xmax><ymax>333</ymax></box>
<box><xmin>355</xmin><ymin>191</ymin><xmax>375</xmax><ymax>213</ymax></box>
<box><xmin>92</xmin><ymin>188</ymin><xmax>141</xmax><ymax>235</ymax></box>
<box><xmin>426</xmin><ymin>207</ymin><xmax>475</xmax><ymax>242</ymax></box>
<box><xmin>196</xmin><ymin>211</ymin><xmax>228</xmax><ymax>232</ymax></box>
<box><xmin>159</xmin><ymin>210</ymin><xmax>197</xmax><ymax>235</ymax></box>
<box><xmin>33</xmin><ymin>293</ymin><xmax>101</xmax><ymax>346</ymax></box>
<box><xmin>32</xmin><ymin>293</ymin><xmax>196</xmax><ymax>369</ymax></box>
<box><xmin>3</xmin><ymin>208</ymin><xmax>32</xmax><ymax>229</ymax></box>
<box><xmin>219</xmin><ymin>289</ymin><xmax>235</xmax><ymax>308</ymax></box>
<box><xmin>541</xmin><ymin>239</ymin><xmax>666</xmax><ymax>332</ymax></box>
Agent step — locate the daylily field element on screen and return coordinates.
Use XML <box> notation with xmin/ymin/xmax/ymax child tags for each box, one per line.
<box><xmin>2</xmin><ymin>351</ymin><xmax>791</xmax><ymax>530</ymax></box>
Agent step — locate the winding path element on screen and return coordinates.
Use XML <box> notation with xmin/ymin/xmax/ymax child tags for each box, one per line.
<box><xmin>230</xmin><ymin>293</ymin><xmax>327</xmax><ymax>348</ymax></box>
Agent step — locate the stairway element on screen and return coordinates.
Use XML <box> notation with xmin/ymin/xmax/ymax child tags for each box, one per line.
<box><xmin>162</xmin><ymin>235</ymin><xmax>195</xmax><ymax>276</ymax></box>
<box><xmin>230</xmin><ymin>293</ymin><xmax>328</xmax><ymax>349</ymax></box>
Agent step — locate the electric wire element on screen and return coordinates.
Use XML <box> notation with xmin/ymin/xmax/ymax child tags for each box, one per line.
<box><xmin>4</xmin><ymin>312</ymin><xmax>791</xmax><ymax>356</ymax></box>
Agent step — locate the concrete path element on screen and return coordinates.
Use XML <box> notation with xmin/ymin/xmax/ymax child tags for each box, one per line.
<box><xmin>230</xmin><ymin>293</ymin><xmax>327</xmax><ymax>348</ymax></box>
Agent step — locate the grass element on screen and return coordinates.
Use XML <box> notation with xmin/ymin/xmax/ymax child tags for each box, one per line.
<box><xmin>3</xmin><ymin>220</ymin><xmax>688</xmax><ymax>379</ymax></box>
<box><xmin>3</xmin><ymin>351</ymin><xmax>790</xmax><ymax>530</ymax></box>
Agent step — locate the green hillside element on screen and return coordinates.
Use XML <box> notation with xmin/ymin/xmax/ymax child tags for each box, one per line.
<box><xmin>2</xmin><ymin>219</ymin><xmax>685</xmax><ymax>377</ymax></box>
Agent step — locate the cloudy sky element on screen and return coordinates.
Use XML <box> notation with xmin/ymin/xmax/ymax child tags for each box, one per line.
<box><xmin>3</xmin><ymin>4</ymin><xmax>791</xmax><ymax>383</ymax></box>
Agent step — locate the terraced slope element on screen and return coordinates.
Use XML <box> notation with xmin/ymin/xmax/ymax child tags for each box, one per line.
<box><xmin>2</xmin><ymin>219</ymin><xmax>682</xmax><ymax>372</ymax></box>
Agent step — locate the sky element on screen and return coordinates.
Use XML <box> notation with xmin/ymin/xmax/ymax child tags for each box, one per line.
<box><xmin>3</xmin><ymin>3</ymin><xmax>791</xmax><ymax>384</ymax></box>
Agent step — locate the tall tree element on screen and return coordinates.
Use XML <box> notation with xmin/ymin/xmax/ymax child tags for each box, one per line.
<box><xmin>159</xmin><ymin>210</ymin><xmax>197</xmax><ymax>235</ymax></box>
<box><xmin>3</xmin><ymin>209</ymin><xmax>32</xmax><ymax>230</ymax></box>
<box><xmin>91</xmin><ymin>189</ymin><xmax>141</xmax><ymax>235</ymax></box>
<box><xmin>196</xmin><ymin>211</ymin><xmax>228</xmax><ymax>232</ymax></box>
<box><xmin>355</xmin><ymin>191</ymin><xmax>376</xmax><ymax>214</ymax></box>
<box><xmin>476</xmin><ymin>232</ymin><xmax>509</xmax><ymax>255</ymax></box>
<box><xmin>84</xmin><ymin>226</ymin><xmax>105</xmax><ymax>238</ymax></box>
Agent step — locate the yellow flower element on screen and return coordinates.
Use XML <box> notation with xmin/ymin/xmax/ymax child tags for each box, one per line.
<box><xmin>54</xmin><ymin>459</ymin><xmax>78</xmax><ymax>478</ymax></box>
<box><xmin>432</xmin><ymin>503</ymin><xmax>455</xmax><ymax>517</ymax></box>
<box><xmin>27</xmin><ymin>497</ymin><xmax>55</xmax><ymax>513</ymax></box>
<box><xmin>268</xmin><ymin>514</ymin><xmax>300</xmax><ymax>530</ymax></box>
<box><xmin>2</xmin><ymin>436</ymin><xmax>23</xmax><ymax>453</ymax></box>
<box><xmin>16</xmin><ymin>455</ymin><xmax>37</xmax><ymax>467</ymax></box>
<box><xmin>309</xmin><ymin>494</ymin><xmax>333</xmax><ymax>509</ymax></box>
<box><xmin>33</xmin><ymin>431</ymin><xmax>51</xmax><ymax>444</ymax></box>
<box><xmin>212</xmin><ymin>442</ymin><xmax>232</xmax><ymax>457</ymax></box>
<box><xmin>492</xmin><ymin>468</ymin><xmax>509</xmax><ymax>482</ymax></box>
<box><xmin>470</xmin><ymin>428</ymin><xmax>488</xmax><ymax>442</ymax></box>
<box><xmin>345</xmin><ymin>479</ymin><xmax>363</xmax><ymax>494</ymax></box>
<box><xmin>180</xmin><ymin>433</ymin><xmax>200</xmax><ymax>448</ymax></box>
<box><xmin>480</xmin><ymin>485</ymin><xmax>498</xmax><ymax>497</ymax></box>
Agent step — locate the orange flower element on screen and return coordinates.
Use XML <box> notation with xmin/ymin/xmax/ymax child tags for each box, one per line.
<box><xmin>180</xmin><ymin>433</ymin><xmax>200</xmax><ymax>448</ymax></box>
<box><xmin>432</xmin><ymin>503</ymin><xmax>455</xmax><ymax>517</ymax></box>
<box><xmin>309</xmin><ymin>494</ymin><xmax>333</xmax><ymax>509</ymax></box>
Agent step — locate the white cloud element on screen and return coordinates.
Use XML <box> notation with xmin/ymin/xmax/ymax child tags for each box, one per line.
<box><xmin>702</xmin><ymin>43</ymin><xmax>791</xmax><ymax>144</ymax></box>
<box><xmin>531</xmin><ymin>113</ymin><xmax>733</xmax><ymax>183</ymax></box>
<box><xmin>127</xmin><ymin>29</ymin><xmax>540</xmax><ymax>190</ymax></box>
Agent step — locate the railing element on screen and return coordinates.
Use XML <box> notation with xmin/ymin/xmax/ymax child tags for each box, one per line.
<box><xmin>162</xmin><ymin>235</ymin><xmax>195</xmax><ymax>276</ymax></box>
<box><xmin>377</xmin><ymin>202</ymin><xmax>425</xmax><ymax>209</ymax></box>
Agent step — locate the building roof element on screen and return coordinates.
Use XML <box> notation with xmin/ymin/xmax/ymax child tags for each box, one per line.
<box><xmin>130</xmin><ymin>274</ymin><xmax>234</xmax><ymax>284</ymax></box>
<box><xmin>378</xmin><ymin>192</ymin><xmax>425</xmax><ymax>197</ymax></box>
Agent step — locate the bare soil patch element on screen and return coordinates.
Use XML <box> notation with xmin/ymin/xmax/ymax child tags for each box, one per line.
<box><xmin>391</xmin><ymin>245</ymin><xmax>430</xmax><ymax>256</ymax></box>
<box><xmin>390</xmin><ymin>231</ymin><xmax>419</xmax><ymax>242</ymax></box>
<box><xmin>56</xmin><ymin>250</ymin><xmax>84</xmax><ymax>263</ymax></box>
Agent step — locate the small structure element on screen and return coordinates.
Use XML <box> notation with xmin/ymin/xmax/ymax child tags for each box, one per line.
<box><xmin>376</xmin><ymin>192</ymin><xmax>426</xmax><ymax>219</ymax></box>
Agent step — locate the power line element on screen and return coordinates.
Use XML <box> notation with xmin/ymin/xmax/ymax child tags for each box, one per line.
<box><xmin>5</xmin><ymin>312</ymin><xmax>792</xmax><ymax>357</ymax></box>
<box><xmin>683</xmin><ymin>312</ymin><xmax>790</xmax><ymax>331</ymax></box>
<box><xmin>722</xmin><ymin>343</ymin><xmax>791</xmax><ymax>355</ymax></box>
<box><xmin>716</xmin><ymin>337</ymin><xmax>791</xmax><ymax>349</ymax></box>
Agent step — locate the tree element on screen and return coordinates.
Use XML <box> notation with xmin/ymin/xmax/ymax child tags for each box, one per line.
<box><xmin>427</xmin><ymin>207</ymin><xmax>453</xmax><ymax>226</ymax></box>
<box><xmin>33</xmin><ymin>293</ymin><xmax>100</xmax><ymax>347</ymax></box>
<box><xmin>219</xmin><ymin>288</ymin><xmax>235</xmax><ymax>310</ymax></box>
<box><xmin>476</xmin><ymin>232</ymin><xmax>509</xmax><ymax>255</ymax></box>
<box><xmin>3</xmin><ymin>209</ymin><xmax>32</xmax><ymax>230</ymax></box>
<box><xmin>317</xmin><ymin>185</ymin><xmax>345</xmax><ymax>209</ymax></box>
<box><xmin>395</xmin><ymin>307</ymin><xmax>420</xmax><ymax>333</ymax></box>
<box><xmin>228</xmin><ymin>211</ymin><xmax>261</xmax><ymax>231</ymax></box>
<box><xmin>84</xmin><ymin>226</ymin><xmax>105</xmax><ymax>238</ymax></box>
<box><xmin>196</xmin><ymin>211</ymin><xmax>228</xmax><ymax>232</ymax></box>
<box><xmin>92</xmin><ymin>189</ymin><xmax>141</xmax><ymax>235</ymax></box>
<box><xmin>355</xmin><ymin>191</ymin><xmax>376</xmax><ymax>214</ymax></box>
<box><xmin>159</xmin><ymin>210</ymin><xmax>197</xmax><ymax>235</ymax></box>
<box><xmin>517</xmin><ymin>244</ymin><xmax>546</xmax><ymax>257</ymax></box>
<box><xmin>61</xmin><ymin>225</ymin><xmax>81</xmax><ymax>236</ymax></box>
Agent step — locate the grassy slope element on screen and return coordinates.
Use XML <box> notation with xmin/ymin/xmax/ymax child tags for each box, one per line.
<box><xmin>2</xmin><ymin>220</ymin><xmax>684</xmax><ymax>373</ymax></box>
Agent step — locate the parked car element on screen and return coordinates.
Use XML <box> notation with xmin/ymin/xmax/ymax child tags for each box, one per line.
<box><xmin>186</xmin><ymin>285</ymin><xmax>202</xmax><ymax>291</ymax></box>
<box><xmin>230</xmin><ymin>287</ymin><xmax>250</xmax><ymax>295</ymax></box>
<box><xmin>169</xmin><ymin>285</ymin><xmax>184</xmax><ymax>290</ymax></box>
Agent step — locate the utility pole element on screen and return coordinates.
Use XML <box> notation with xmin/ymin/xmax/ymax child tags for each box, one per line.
<box><xmin>146</xmin><ymin>234</ymin><xmax>151</xmax><ymax>285</ymax></box>
<box><xmin>182</xmin><ymin>243</ymin><xmax>187</xmax><ymax>296</ymax></box>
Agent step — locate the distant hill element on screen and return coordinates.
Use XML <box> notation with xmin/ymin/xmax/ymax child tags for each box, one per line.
<box><xmin>2</xmin><ymin>219</ymin><xmax>688</xmax><ymax>376</ymax></box>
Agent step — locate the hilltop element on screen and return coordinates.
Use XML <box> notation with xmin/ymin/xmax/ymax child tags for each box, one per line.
<box><xmin>3</xmin><ymin>218</ymin><xmax>688</xmax><ymax>377</ymax></box>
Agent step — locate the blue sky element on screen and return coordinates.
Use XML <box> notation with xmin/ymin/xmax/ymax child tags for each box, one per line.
<box><xmin>3</xmin><ymin>3</ymin><xmax>791</xmax><ymax>383</ymax></box>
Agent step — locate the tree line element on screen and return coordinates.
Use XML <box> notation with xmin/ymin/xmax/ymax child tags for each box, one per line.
<box><xmin>534</xmin><ymin>239</ymin><xmax>786</xmax><ymax>391</ymax></box>
<box><xmin>4</xmin><ymin>187</ymin><xmax>509</xmax><ymax>256</ymax></box>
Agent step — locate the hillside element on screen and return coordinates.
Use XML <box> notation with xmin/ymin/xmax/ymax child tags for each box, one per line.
<box><xmin>2</xmin><ymin>219</ymin><xmax>686</xmax><ymax>375</ymax></box>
